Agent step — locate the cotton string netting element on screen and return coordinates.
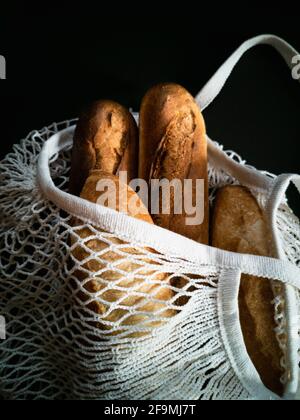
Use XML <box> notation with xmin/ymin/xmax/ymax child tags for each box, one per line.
<box><xmin>0</xmin><ymin>120</ymin><xmax>299</xmax><ymax>400</ymax></box>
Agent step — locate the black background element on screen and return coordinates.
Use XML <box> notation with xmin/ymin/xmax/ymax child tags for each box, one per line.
<box><xmin>0</xmin><ymin>7</ymin><xmax>300</xmax><ymax>209</ymax></box>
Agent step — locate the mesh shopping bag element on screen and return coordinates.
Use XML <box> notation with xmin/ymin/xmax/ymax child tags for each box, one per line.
<box><xmin>0</xmin><ymin>34</ymin><xmax>300</xmax><ymax>400</ymax></box>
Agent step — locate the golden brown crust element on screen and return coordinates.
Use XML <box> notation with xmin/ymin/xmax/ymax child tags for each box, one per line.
<box><xmin>211</xmin><ymin>185</ymin><xmax>283</xmax><ymax>395</ymax></box>
<box><xmin>71</xmin><ymin>171</ymin><xmax>175</xmax><ymax>337</ymax></box>
<box><xmin>139</xmin><ymin>83</ymin><xmax>209</xmax><ymax>244</ymax></box>
<box><xmin>69</xmin><ymin>100</ymin><xmax>138</xmax><ymax>196</ymax></box>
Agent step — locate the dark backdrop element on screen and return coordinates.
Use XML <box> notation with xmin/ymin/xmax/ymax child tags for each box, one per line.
<box><xmin>1</xmin><ymin>8</ymin><xmax>300</xmax><ymax>211</ymax></box>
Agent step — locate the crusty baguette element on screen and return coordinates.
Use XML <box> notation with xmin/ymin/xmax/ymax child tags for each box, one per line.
<box><xmin>69</xmin><ymin>99</ymin><xmax>174</xmax><ymax>336</ymax></box>
<box><xmin>211</xmin><ymin>185</ymin><xmax>283</xmax><ymax>395</ymax></box>
<box><xmin>71</xmin><ymin>171</ymin><xmax>175</xmax><ymax>337</ymax></box>
<box><xmin>69</xmin><ymin>100</ymin><xmax>138</xmax><ymax>196</ymax></box>
<box><xmin>139</xmin><ymin>83</ymin><xmax>209</xmax><ymax>244</ymax></box>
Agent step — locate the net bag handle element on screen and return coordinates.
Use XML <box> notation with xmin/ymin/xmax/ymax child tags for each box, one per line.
<box><xmin>196</xmin><ymin>34</ymin><xmax>300</xmax><ymax>111</ymax></box>
<box><xmin>195</xmin><ymin>33</ymin><xmax>300</xmax><ymax>398</ymax></box>
<box><xmin>37</xmin><ymin>128</ymin><xmax>300</xmax><ymax>291</ymax></box>
<box><xmin>265</xmin><ymin>174</ymin><xmax>300</xmax><ymax>397</ymax></box>
<box><xmin>197</xmin><ymin>34</ymin><xmax>300</xmax><ymax>214</ymax></box>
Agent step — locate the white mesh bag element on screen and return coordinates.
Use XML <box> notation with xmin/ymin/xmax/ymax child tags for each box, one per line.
<box><xmin>0</xmin><ymin>34</ymin><xmax>300</xmax><ymax>400</ymax></box>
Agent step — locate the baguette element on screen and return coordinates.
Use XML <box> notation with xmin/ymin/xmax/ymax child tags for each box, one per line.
<box><xmin>69</xmin><ymin>100</ymin><xmax>138</xmax><ymax>196</ymax></box>
<box><xmin>70</xmin><ymin>99</ymin><xmax>174</xmax><ymax>337</ymax></box>
<box><xmin>139</xmin><ymin>83</ymin><xmax>209</xmax><ymax>244</ymax></box>
<box><xmin>71</xmin><ymin>171</ymin><xmax>175</xmax><ymax>336</ymax></box>
<box><xmin>211</xmin><ymin>185</ymin><xmax>283</xmax><ymax>395</ymax></box>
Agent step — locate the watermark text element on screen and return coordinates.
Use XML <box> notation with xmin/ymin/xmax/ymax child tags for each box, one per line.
<box><xmin>95</xmin><ymin>172</ymin><xmax>205</xmax><ymax>226</ymax></box>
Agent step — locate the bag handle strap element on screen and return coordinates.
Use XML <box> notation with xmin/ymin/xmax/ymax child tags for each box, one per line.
<box><xmin>266</xmin><ymin>173</ymin><xmax>300</xmax><ymax>397</ymax></box>
<box><xmin>196</xmin><ymin>34</ymin><xmax>300</xmax><ymax>111</ymax></box>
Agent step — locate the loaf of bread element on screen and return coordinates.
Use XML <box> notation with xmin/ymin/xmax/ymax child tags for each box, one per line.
<box><xmin>71</xmin><ymin>171</ymin><xmax>175</xmax><ymax>336</ymax></box>
<box><xmin>69</xmin><ymin>100</ymin><xmax>138</xmax><ymax>196</ymax></box>
<box><xmin>139</xmin><ymin>83</ymin><xmax>209</xmax><ymax>244</ymax></box>
<box><xmin>211</xmin><ymin>185</ymin><xmax>283</xmax><ymax>395</ymax></box>
<box><xmin>70</xmin><ymin>99</ymin><xmax>174</xmax><ymax>337</ymax></box>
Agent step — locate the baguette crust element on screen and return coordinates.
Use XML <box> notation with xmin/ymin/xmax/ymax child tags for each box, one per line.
<box><xmin>211</xmin><ymin>185</ymin><xmax>283</xmax><ymax>395</ymax></box>
<box><xmin>69</xmin><ymin>100</ymin><xmax>138</xmax><ymax>196</ymax></box>
<box><xmin>139</xmin><ymin>83</ymin><xmax>209</xmax><ymax>244</ymax></box>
